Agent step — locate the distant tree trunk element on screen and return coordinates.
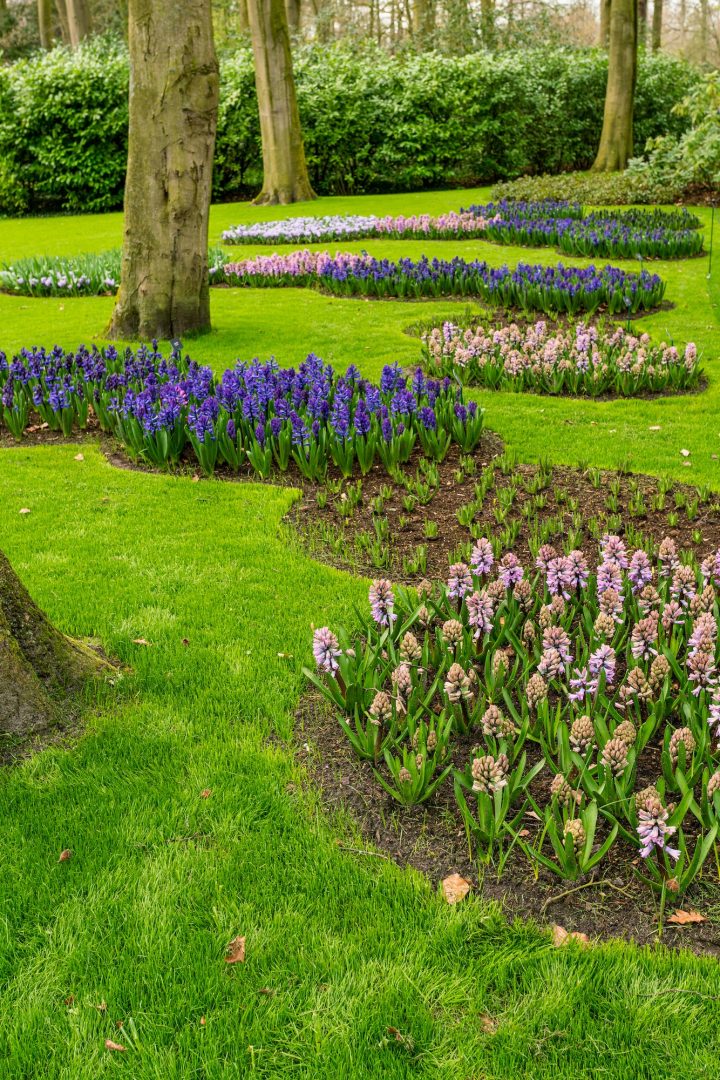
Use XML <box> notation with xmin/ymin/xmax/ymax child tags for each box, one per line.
<box><xmin>108</xmin><ymin>0</ymin><xmax>219</xmax><ymax>341</ymax></box>
<box><xmin>38</xmin><ymin>0</ymin><xmax>54</xmax><ymax>46</ymax></box>
<box><xmin>480</xmin><ymin>0</ymin><xmax>494</xmax><ymax>46</ymax></box>
<box><xmin>637</xmin><ymin>0</ymin><xmax>647</xmax><ymax>46</ymax></box>
<box><xmin>411</xmin><ymin>0</ymin><xmax>435</xmax><ymax>38</ymax></box>
<box><xmin>285</xmin><ymin>0</ymin><xmax>301</xmax><ymax>32</ymax></box>
<box><xmin>65</xmin><ymin>0</ymin><xmax>92</xmax><ymax>46</ymax></box>
<box><xmin>0</xmin><ymin>551</ymin><xmax>110</xmax><ymax>740</ymax></box>
<box><xmin>599</xmin><ymin>0</ymin><xmax>611</xmax><ymax>44</ymax></box>
<box><xmin>700</xmin><ymin>0</ymin><xmax>709</xmax><ymax>63</ymax></box>
<box><xmin>651</xmin><ymin>0</ymin><xmax>662</xmax><ymax>49</ymax></box>
<box><xmin>247</xmin><ymin>0</ymin><xmax>315</xmax><ymax>205</ymax></box>
<box><xmin>593</xmin><ymin>0</ymin><xmax>637</xmax><ymax>172</ymax></box>
<box><xmin>55</xmin><ymin>0</ymin><xmax>71</xmax><ymax>43</ymax></box>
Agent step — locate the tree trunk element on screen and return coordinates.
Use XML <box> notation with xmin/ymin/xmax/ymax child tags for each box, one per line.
<box><xmin>599</xmin><ymin>0</ymin><xmax>611</xmax><ymax>44</ymax></box>
<box><xmin>700</xmin><ymin>0</ymin><xmax>709</xmax><ymax>64</ymax></box>
<box><xmin>247</xmin><ymin>0</ymin><xmax>315</xmax><ymax>205</ymax></box>
<box><xmin>38</xmin><ymin>0</ymin><xmax>54</xmax><ymax>48</ymax></box>
<box><xmin>55</xmin><ymin>0</ymin><xmax>71</xmax><ymax>43</ymax></box>
<box><xmin>411</xmin><ymin>0</ymin><xmax>435</xmax><ymax>40</ymax></box>
<box><xmin>480</xmin><ymin>0</ymin><xmax>494</xmax><ymax>47</ymax></box>
<box><xmin>0</xmin><ymin>551</ymin><xmax>110</xmax><ymax>740</ymax></box>
<box><xmin>593</xmin><ymin>0</ymin><xmax>637</xmax><ymax>172</ymax></box>
<box><xmin>65</xmin><ymin>0</ymin><xmax>92</xmax><ymax>46</ymax></box>
<box><xmin>285</xmin><ymin>0</ymin><xmax>301</xmax><ymax>33</ymax></box>
<box><xmin>107</xmin><ymin>0</ymin><xmax>219</xmax><ymax>342</ymax></box>
<box><xmin>637</xmin><ymin>0</ymin><xmax>647</xmax><ymax>47</ymax></box>
<box><xmin>651</xmin><ymin>0</ymin><xmax>662</xmax><ymax>50</ymax></box>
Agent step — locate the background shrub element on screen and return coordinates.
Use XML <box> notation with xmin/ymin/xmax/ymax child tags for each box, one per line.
<box><xmin>0</xmin><ymin>40</ymin><xmax>700</xmax><ymax>216</ymax></box>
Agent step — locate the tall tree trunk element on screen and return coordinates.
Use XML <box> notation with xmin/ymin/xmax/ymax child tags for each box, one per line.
<box><xmin>108</xmin><ymin>0</ymin><xmax>219</xmax><ymax>341</ymax></box>
<box><xmin>247</xmin><ymin>0</ymin><xmax>315</xmax><ymax>205</ymax></box>
<box><xmin>65</xmin><ymin>0</ymin><xmax>92</xmax><ymax>46</ymax></box>
<box><xmin>285</xmin><ymin>0</ymin><xmax>301</xmax><ymax>32</ymax></box>
<box><xmin>55</xmin><ymin>0</ymin><xmax>71</xmax><ymax>43</ymax></box>
<box><xmin>637</xmin><ymin>0</ymin><xmax>647</xmax><ymax>46</ymax></box>
<box><xmin>700</xmin><ymin>0</ymin><xmax>709</xmax><ymax>63</ymax></box>
<box><xmin>593</xmin><ymin>0</ymin><xmax>637</xmax><ymax>172</ymax></box>
<box><xmin>599</xmin><ymin>0</ymin><xmax>611</xmax><ymax>44</ymax></box>
<box><xmin>480</xmin><ymin>0</ymin><xmax>494</xmax><ymax>46</ymax></box>
<box><xmin>411</xmin><ymin>0</ymin><xmax>435</xmax><ymax>39</ymax></box>
<box><xmin>0</xmin><ymin>551</ymin><xmax>110</xmax><ymax>740</ymax></box>
<box><xmin>38</xmin><ymin>0</ymin><xmax>54</xmax><ymax>47</ymax></box>
<box><xmin>651</xmin><ymin>0</ymin><xmax>662</xmax><ymax>50</ymax></box>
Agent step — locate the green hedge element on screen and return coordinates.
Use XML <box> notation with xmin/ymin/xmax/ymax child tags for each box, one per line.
<box><xmin>0</xmin><ymin>38</ymin><xmax>700</xmax><ymax>216</ymax></box>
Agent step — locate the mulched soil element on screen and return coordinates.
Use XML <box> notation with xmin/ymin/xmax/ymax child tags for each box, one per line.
<box><xmin>294</xmin><ymin>690</ymin><xmax>720</xmax><ymax>955</ymax></box>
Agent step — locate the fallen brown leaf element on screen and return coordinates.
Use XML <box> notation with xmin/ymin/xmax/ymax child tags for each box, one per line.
<box><xmin>442</xmin><ymin>873</ymin><xmax>471</xmax><ymax>904</ymax></box>
<box><xmin>64</xmin><ymin>995</ymin><xmax>75</xmax><ymax>1007</ymax></box>
<box><xmin>200</xmin><ymin>788</ymin><xmax>212</xmax><ymax>799</ymax></box>
<box><xmin>182</xmin><ymin>638</ymin><xmax>190</xmax><ymax>647</ymax></box>
<box><xmin>480</xmin><ymin>1013</ymin><xmax>499</xmax><ymax>1034</ymax></box>
<box><xmin>551</xmin><ymin>924</ymin><xmax>590</xmax><ymax>948</ymax></box>
<box><xmin>668</xmin><ymin>909</ymin><xmax>706</xmax><ymax>925</ymax></box>
<box><xmin>74</xmin><ymin>453</ymin><xmax>84</xmax><ymax>461</ymax></box>
<box><xmin>105</xmin><ymin>1040</ymin><xmax>126</xmax><ymax>1052</ymax></box>
<box><xmin>58</xmin><ymin>849</ymin><xmax>72</xmax><ymax>862</ymax></box>
<box><xmin>200</xmin><ymin>1016</ymin><xmax>206</xmax><ymax>1026</ymax></box>
<box><xmin>93</xmin><ymin>1000</ymin><xmax>107</xmax><ymax>1013</ymax></box>
<box><xmin>19</xmin><ymin>508</ymin><xmax>31</xmax><ymax>515</ymax></box>
<box><xmin>131</xmin><ymin>638</ymin><xmax>152</xmax><ymax>646</ymax></box>
<box><xmin>225</xmin><ymin>935</ymin><xmax>246</xmax><ymax>964</ymax></box>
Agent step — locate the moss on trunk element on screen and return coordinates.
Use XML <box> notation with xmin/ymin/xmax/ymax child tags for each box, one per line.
<box><xmin>0</xmin><ymin>551</ymin><xmax>111</xmax><ymax>739</ymax></box>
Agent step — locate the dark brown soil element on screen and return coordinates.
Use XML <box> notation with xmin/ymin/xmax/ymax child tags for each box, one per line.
<box><xmin>294</xmin><ymin>690</ymin><xmax>720</xmax><ymax>955</ymax></box>
<box><xmin>286</xmin><ymin>437</ymin><xmax>720</xmax><ymax>585</ymax></box>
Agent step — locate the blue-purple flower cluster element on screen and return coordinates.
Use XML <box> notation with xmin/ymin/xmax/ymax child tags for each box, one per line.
<box><xmin>461</xmin><ymin>201</ymin><xmax>703</xmax><ymax>259</ymax></box>
<box><xmin>0</xmin><ymin>342</ymin><xmax>484</xmax><ymax>479</ymax></box>
<box><xmin>223</xmin><ymin>251</ymin><xmax>666</xmax><ymax>316</ymax></box>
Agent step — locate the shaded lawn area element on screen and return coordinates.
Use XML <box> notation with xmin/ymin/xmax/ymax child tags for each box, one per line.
<box><xmin>1</xmin><ymin>189</ymin><xmax>720</xmax><ymax>1077</ymax></box>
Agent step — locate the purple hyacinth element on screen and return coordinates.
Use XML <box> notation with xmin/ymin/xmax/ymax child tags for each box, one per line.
<box><xmin>535</xmin><ymin>545</ymin><xmax>557</xmax><ymax>573</ymax></box>
<box><xmin>313</xmin><ymin>627</ymin><xmax>341</xmax><ymax>673</ymax></box>
<box><xmin>369</xmin><ymin>579</ymin><xmax>396</xmax><ymax>627</ymax></box>
<box><xmin>448</xmin><ymin>563</ymin><xmax>473</xmax><ymax>601</ymax></box>
<box><xmin>589</xmin><ymin>644</ymin><xmax>616</xmax><ymax>687</ymax></box>
<box><xmin>467</xmin><ymin>590</ymin><xmax>494</xmax><ymax>639</ymax></box>
<box><xmin>546</xmin><ymin>556</ymin><xmax>574</xmax><ymax>599</ymax></box>
<box><xmin>597</xmin><ymin>560</ymin><xmax>623</xmax><ymax>595</ymax></box>
<box><xmin>566</xmin><ymin>550</ymin><xmax>589</xmax><ymax>591</ymax></box>
<box><xmin>637</xmin><ymin>807</ymin><xmax>679</xmax><ymax>862</ymax></box>
<box><xmin>470</xmin><ymin>538</ymin><xmax>494</xmax><ymax>576</ymax></box>
<box><xmin>568</xmin><ymin>666</ymin><xmax>597</xmax><ymax>703</ymax></box>
<box><xmin>499</xmin><ymin>553</ymin><xmax>523</xmax><ymax>588</ymax></box>
<box><xmin>601</xmin><ymin>534</ymin><xmax>628</xmax><ymax>569</ymax></box>
<box><xmin>538</xmin><ymin>647</ymin><xmax>565</xmax><ymax>680</ymax></box>
<box><xmin>628</xmin><ymin>549</ymin><xmax>653</xmax><ymax>593</ymax></box>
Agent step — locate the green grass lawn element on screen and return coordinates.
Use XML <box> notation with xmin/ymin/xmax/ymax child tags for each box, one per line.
<box><xmin>2</xmin><ymin>190</ymin><xmax>720</xmax><ymax>1078</ymax></box>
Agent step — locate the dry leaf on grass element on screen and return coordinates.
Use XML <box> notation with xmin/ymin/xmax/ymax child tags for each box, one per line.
<box><xmin>58</xmin><ymin>849</ymin><xmax>72</xmax><ymax>862</ymax></box>
<box><xmin>551</xmin><ymin>924</ymin><xmax>590</xmax><ymax>947</ymax></box>
<box><xmin>480</xmin><ymin>1013</ymin><xmax>499</xmax><ymax>1034</ymax></box>
<box><xmin>200</xmin><ymin>788</ymin><xmax>212</xmax><ymax>799</ymax></box>
<box><xmin>225</xmin><ymin>935</ymin><xmax>246</xmax><ymax>964</ymax></box>
<box><xmin>667</xmin><ymin>909</ymin><xmax>706</xmax><ymax>925</ymax></box>
<box><xmin>105</xmin><ymin>1040</ymin><xmax>126</xmax><ymax>1052</ymax></box>
<box><xmin>19</xmin><ymin>508</ymin><xmax>31</xmax><ymax>515</ymax></box>
<box><xmin>74</xmin><ymin>453</ymin><xmax>84</xmax><ymax>461</ymax></box>
<box><xmin>131</xmin><ymin>638</ymin><xmax>152</xmax><ymax>646</ymax></box>
<box><xmin>442</xmin><ymin>873</ymin><xmax>471</xmax><ymax>904</ymax></box>
<box><xmin>680</xmin><ymin>449</ymin><xmax>691</xmax><ymax>457</ymax></box>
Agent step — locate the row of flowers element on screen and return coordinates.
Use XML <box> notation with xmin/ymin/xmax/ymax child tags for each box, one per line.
<box><xmin>421</xmin><ymin>320</ymin><xmax>701</xmax><ymax>397</ymax></box>
<box><xmin>0</xmin><ymin>343</ymin><xmax>484</xmax><ymax>479</ymax></box>
<box><xmin>220</xmin><ymin>252</ymin><xmax>666</xmax><ymax>316</ymax></box>
<box><xmin>308</xmin><ymin>536</ymin><xmax>720</xmax><ymax>899</ymax></box>
<box><xmin>221</xmin><ymin>201</ymin><xmax>702</xmax><ymax>259</ymax></box>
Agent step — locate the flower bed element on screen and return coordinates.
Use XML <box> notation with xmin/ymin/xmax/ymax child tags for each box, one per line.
<box><xmin>421</xmin><ymin>319</ymin><xmax>700</xmax><ymax>397</ymax></box>
<box><xmin>221</xmin><ymin>201</ymin><xmax>702</xmax><ymax>259</ymax></box>
<box><xmin>0</xmin><ymin>344</ymin><xmax>484</xmax><ymax>479</ymax></box>
<box><xmin>307</xmin><ymin>537</ymin><xmax>720</xmax><ymax>916</ymax></box>
<box><xmin>221</xmin><ymin>211</ymin><xmax>496</xmax><ymax>245</ymax></box>
<box><xmin>221</xmin><ymin>253</ymin><xmax>666</xmax><ymax>316</ymax></box>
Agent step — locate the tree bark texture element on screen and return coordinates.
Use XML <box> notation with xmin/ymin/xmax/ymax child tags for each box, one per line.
<box><xmin>0</xmin><ymin>551</ymin><xmax>110</xmax><ymax>738</ymax></box>
<box><xmin>65</xmin><ymin>0</ymin><xmax>92</xmax><ymax>46</ymax></box>
<box><xmin>651</xmin><ymin>0</ymin><xmax>662</xmax><ymax>50</ymax></box>
<box><xmin>593</xmin><ymin>0</ymin><xmax>637</xmax><ymax>172</ymax></box>
<box><xmin>599</xmin><ymin>0</ymin><xmax>611</xmax><ymax>45</ymax></box>
<box><xmin>247</xmin><ymin>0</ymin><xmax>315</xmax><ymax>205</ymax></box>
<box><xmin>107</xmin><ymin>0</ymin><xmax>219</xmax><ymax>341</ymax></box>
<box><xmin>285</xmin><ymin>0</ymin><xmax>301</xmax><ymax>33</ymax></box>
<box><xmin>38</xmin><ymin>0</ymin><xmax>54</xmax><ymax>48</ymax></box>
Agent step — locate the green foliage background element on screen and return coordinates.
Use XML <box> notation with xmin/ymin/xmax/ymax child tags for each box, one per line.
<box><xmin>0</xmin><ymin>38</ymin><xmax>699</xmax><ymax>215</ymax></box>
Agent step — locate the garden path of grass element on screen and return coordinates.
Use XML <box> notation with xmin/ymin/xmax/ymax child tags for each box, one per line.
<box><xmin>1</xmin><ymin>189</ymin><xmax>720</xmax><ymax>1078</ymax></box>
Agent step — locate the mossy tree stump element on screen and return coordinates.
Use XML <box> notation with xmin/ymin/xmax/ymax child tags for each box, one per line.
<box><xmin>0</xmin><ymin>550</ymin><xmax>110</xmax><ymax>739</ymax></box>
